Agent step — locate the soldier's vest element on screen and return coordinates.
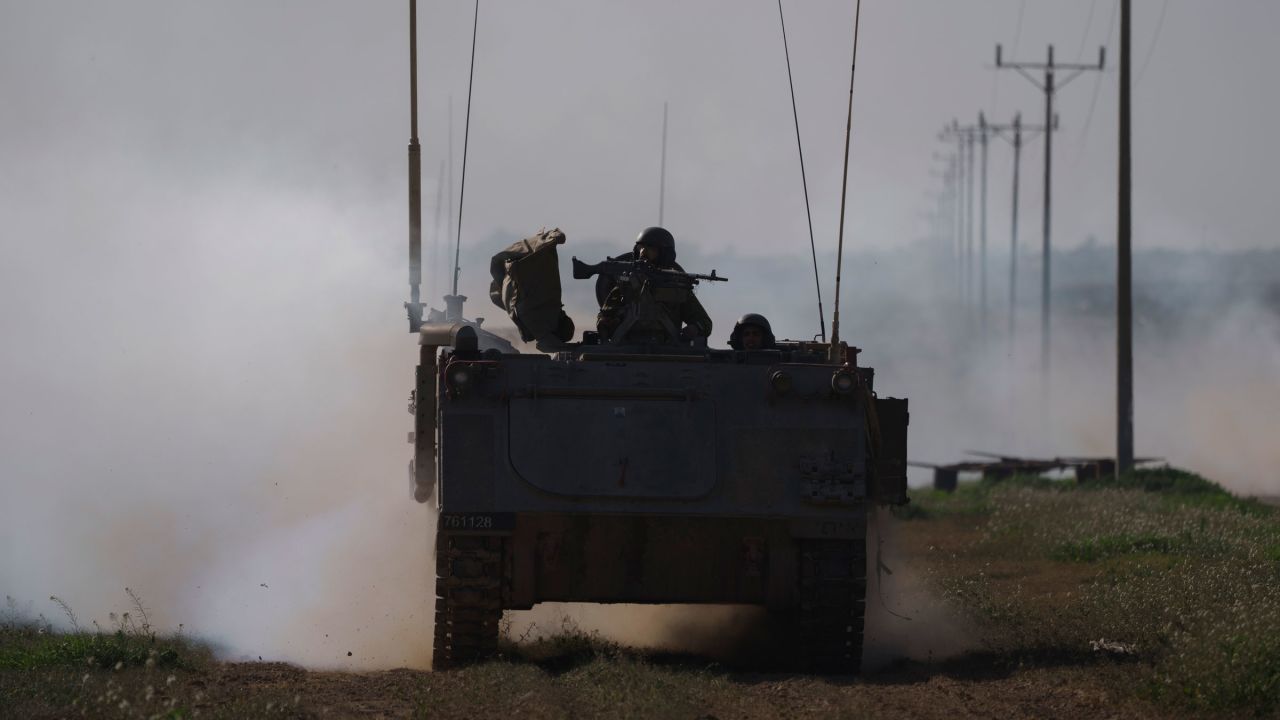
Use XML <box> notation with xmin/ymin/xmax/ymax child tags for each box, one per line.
<box><xmin>602</xmin><ymin>280</ymin><xmax>689</xmax><ymax>344</ymax></box>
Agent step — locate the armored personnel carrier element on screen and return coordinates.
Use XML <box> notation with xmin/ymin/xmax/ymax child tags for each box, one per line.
<box><xmin>410</xmin><ymin>255</ymin><xmax>908</xmax><ymax>672</ymax></box>
<box><xmin>397</xmin><ymin>0</ymin><xmax>906</xmax><ymax>674</ymax></box>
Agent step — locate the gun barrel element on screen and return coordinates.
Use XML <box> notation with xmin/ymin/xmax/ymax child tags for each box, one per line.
<box><xmin>571</xmin><ymin>257</ymin><xmax>728</xmax><ymax>286</ymax></box>
<box><xmin>691</xmin><ymin>270</ymin><xmax>728</xmax><ymax>282</ymax></box>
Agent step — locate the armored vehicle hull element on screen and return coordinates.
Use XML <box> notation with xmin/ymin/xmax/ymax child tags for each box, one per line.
<box><xmin>414</xmin><ymin>326</ymin><xmax>908</xmax><ymax>672</ymax></box>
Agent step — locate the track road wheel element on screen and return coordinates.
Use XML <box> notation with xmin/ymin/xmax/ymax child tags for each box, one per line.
<box><xmin>433</xmin><ymin>533</ymin><xmax>504</xmax><ymax>669</ymax></box>
<box><xmin>797</xmin><ymin>537</ymin><xmax>867</xmax><ymax>674</ymax></box>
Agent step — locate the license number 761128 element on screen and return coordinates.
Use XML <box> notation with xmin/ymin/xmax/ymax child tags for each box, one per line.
<box><xmin>440</xmin><ymin>513</ymin><xmax>514</xmax><ymax>532</ymax></box>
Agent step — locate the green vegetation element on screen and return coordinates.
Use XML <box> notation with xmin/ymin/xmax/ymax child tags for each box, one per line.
<box><xmin>0</xmin><ymin>627</ymin><xmax>191</xmax><ymax>672</ymax></box>
<box><xmin>1</xmin><ymin>591</ymin><xmax>205</xmax><ymax>672</ymax></box>
<box><xmin>911</xmin><ymin>468</ymin><xmax>1280</xmax><ymax>715</ymax></box>
<box><xmin>0</xmin><ymin>592</ymin><xmax>217</xmax><ymax>719</ymax></box>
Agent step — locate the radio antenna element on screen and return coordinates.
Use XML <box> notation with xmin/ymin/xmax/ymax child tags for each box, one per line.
<box><xmin>405</xmin><ymin>0</ymin><xmax>423</xmax><ymax>330</ymax></box>
<box><xmin>829</xmin><ymin>0</ymin><xmax>862</xmax><ymax>362</ymax></box>
<box><xmin>451</xmin><ymin>0</ymin><xmax>479</xmax><ymax>302</ymax></box>
<box><xmin>777</xmin><ymin>0</ymin><xmax>827</xmax><ymax>343</ymax></box>
<box><xmin>658</xmin><ymin>101</ymin><xmax>668</xmax><ymax>225</ymax></box>
<box><xmin>430</xmin><ymin>158</ymin><xmax>444</xmax><ymax>299</ymax></box>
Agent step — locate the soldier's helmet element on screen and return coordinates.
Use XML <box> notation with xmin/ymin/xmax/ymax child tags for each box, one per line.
<box><xmin>729</xmin><ymin>313</ymin><xmax>776</xmax><ymax>350</ymax></box>
<box><xmin>634</xmin><ymin>226</ymin><xmax>677</xmax><ymax>267</ymax></box>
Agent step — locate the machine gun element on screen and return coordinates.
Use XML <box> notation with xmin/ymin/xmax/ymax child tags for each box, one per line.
<box><xmin>571</xmin><ymin>257</ymin><xmax>728</xmax><ymax>288</ymax></box>
<box><xmin>572</xmin><ymin>256</ymin><xmax>726</xmax><ymax>346</ymax></box>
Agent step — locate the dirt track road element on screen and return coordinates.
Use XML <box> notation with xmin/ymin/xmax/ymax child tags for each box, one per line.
<box><xmin>10</xmin><ymin>475</ymin><xmax>1276</xmax><ymax>719</ymax></box>
<box><xmin>127</xmin><ymin>652</ymin><xmax>1160</xmax><ymax>720</ymax></box>
<box><xmin>2</xmin><ymin>509</ymin><xmax>1177</xmax><ymax>719</ymax></box>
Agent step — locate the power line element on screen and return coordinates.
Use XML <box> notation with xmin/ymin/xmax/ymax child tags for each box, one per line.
<box><xmin>777</xmin><ymin>0</ymin><xmax>827</xmax><ymax>342</ymax></box>
<box><xmin>1011</xmin><ymin>0</ymin><xmax>1026</xmax><ymax>56</ymax></box>
<box><xmin>994</xmin><ymin>1</ymin><xmax>1028</xmax><ymax>119</ymax></box>
<box><xmin>1078</xmin><ymin>0</ymin><xmax>1119</xmax><ymax>145</ymax></box>
<box><xmin>1076</xmin><ymin>0</ymin><xmax>1100</xmax><ymax>60</ymax></box>
<box><xmin>989</xmin><ymin>12</ymin><xmax>999</xmax><ymax>119</ymax></box>
<box><xmin>1136</xmin><ymin>0</ymin><xmax>1169</xmax><ymax>86</ymax></box>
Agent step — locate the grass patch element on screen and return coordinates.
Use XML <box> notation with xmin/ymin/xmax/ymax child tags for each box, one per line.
<box><xmin>0</xmin><ymin>591</ymin><xmax>207</xmax><ymax>672</ymax></box>
<box><xmin>1051</xmin><ymin>533</ymin><xmax>1177</xmax><ymax>562</ymax></box>
<box><xmin>0</xmin><ymin>627</ymin><xmax>200</xmax><ymax>672</ymax></box>
<box><xmin>921</xmin><ymin>468</ymin><xmax>1280</xmax><ymax>715</ymax></box>
<box><xmin>1098</xmin><ymin>467</ymin><xmax>1231</xmax><ymax>496</ymax></box>
<box><xmin>904</xmin><ymin>479</ymin><xmax>1010</xmax><ymax>519</ymax></box>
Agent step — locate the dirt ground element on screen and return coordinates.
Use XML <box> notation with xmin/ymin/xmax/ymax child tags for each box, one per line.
<box><xmin>2</xmin><ymin>507</ymin><xmax>1202</xmax><ymax>720</ymax></box>
<box><xmin>100</xmin><ymin>654</ymin><xmax>1165</xmax><ymax>720</ymax></box>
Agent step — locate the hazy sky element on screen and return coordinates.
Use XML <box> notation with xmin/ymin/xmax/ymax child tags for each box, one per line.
<box><xmin>3</xmin><ymin>1</ymin><xmax>1278</xmax><ymax>271</ymax></box>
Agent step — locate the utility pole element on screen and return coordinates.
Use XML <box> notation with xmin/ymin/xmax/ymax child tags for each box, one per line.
<box><xmin>956</xmin><ymin>127</ymin><xmax>968</xmax><ymax>307</ymax></box>
<box><xmin>940</xmin><ymin>153</ymin><xmax>961</xmax><ymax>300</ymax></box>
<box><xmin>942</xmin><ymin>118</ymin><xmax>998</xmax><ymax>330</ymax></box>
<box><xmin>965</xmin><ymin>131</ymin><xmax>975</xmax><ymax>317</ymax></box>
<box><xmin>979</xmin><ymin>112</ymin><xmax>989</xmax><ymax>336</ymax></box>
<box><xmin>930</xmin><ymin>151</ymin><xmax>960</xmax><ymax>300</ymax></box>
<box><xmin>953</xmin><ymin>149</ymin><xmax>963</xmax><ymax>300</ymax></box>
<box><xmin>996</xmin><ymin>44</ymin><xmax>1105</xmax><ymax>379</ymax></box>
<box><xmin>948</xmin><ymin>153</ymin><xmax>962</xmax><ymax>303</ymax></box>
<box><xmin>938</xmin><ymin>125</ymin><xmax>967</xmax><ymax>308</ymax></box>
<box><xmin>1117</xmin><ymin>0</ymin><xmax>1134</xmax><ymax>475</ymax></box>
<box><xmin>987</xmin><ymin>113</ymin><xmax>1056</xmax><ymax>346</ymax></box>
<box><xmin>939</xmin><ymin>122</ymin><xmax>971</xmax><ymax>309</ymax></box>
<box><xmin>1007</xmin><ymin>114</ymin><xmax>1020</xmax><ymax>343</ymax></box>
<box><xmin>937</xmin><ymin>147</ymin><xmax>963</xmax><ymax>300</ymax></box>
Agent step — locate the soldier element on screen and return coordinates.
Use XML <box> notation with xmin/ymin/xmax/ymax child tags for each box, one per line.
<box><xmin>728</xmin><ymin>313</ymin><xmax>776</xmax><ymax>351</ymax></box>
<box><xmin>596</xmin><ymin>227</ymin><xmax>713</xmax><ymax>344</ymax></box>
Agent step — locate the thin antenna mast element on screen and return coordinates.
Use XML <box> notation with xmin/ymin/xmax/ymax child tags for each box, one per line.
<box><xmin>406</xmin><ymin>0</ymin><xmax>423</xmax><ymax>330</ymax></box>
<box><xmin>450</xmin><ymin>0</ymin><xmax>479</xmax><ymax>307</ymax></box>
<box><xmin>777</xmin><ymin>0</ymin><xmax>827</xmax><ymax>343</ymax></box>
<box><xmin>659</xmin><ymin>101</ymin><xmax>667</xmax><ymax>225</ymax></box>
<box><xmin>430</xmin><ymin>158</ymin><xmax>444</xmax><ymax>300</ymax></box>
<box><xmin>446</xmin><ymin>96</ymin><xmax>454</xmax><ymax>301</ymax></box>
<box><xmin>829</xmin><ymin>0</ymin><xmax>862</xmax><ymax>362</ymax></box>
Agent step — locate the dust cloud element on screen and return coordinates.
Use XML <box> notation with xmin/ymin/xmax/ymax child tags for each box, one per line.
<box><xmin>875</xmin><ymin>246</ymin><xmax>1280</xmax><ymax>498</ymax></box>
<box><xmin>507</xmin><ymin>603</ymin><xmax>769</xmax><ymax>663</ymax></box>
<box><xmin>502</xmin><ymin>510</ymin><xmax>977</xmax><ymax>671</ymax></box>
<box><xmin>862</xmin><ymin>509</ymin><xmax>975</xmax><ymax>670</ymax></box>
<box><xmin>0</xmin><ymin>169</ymin><xmax>437</xmax><ymax>670</ymax></box>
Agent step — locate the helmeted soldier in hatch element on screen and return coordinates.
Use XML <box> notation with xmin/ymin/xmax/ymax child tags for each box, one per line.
<box><xmin>728</xmin><ymin>313</ymin><xmax>777</xmax><ymax>350</ymax></box>
<box><xmin>595</xmin><ymin>227</ymin><xmax>714</xmax><ymax>344</ymax></box>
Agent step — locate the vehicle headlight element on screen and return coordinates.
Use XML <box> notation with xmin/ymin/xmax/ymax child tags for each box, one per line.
<box><xmin>831</xmin><ymin>370</ymin><xmax>855</xmax><ymax>395</ymax></box>
<box><xmin>447</xmin><ymin>364</ymin><xmax>472</xmax><ymax>390</ymax></box>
